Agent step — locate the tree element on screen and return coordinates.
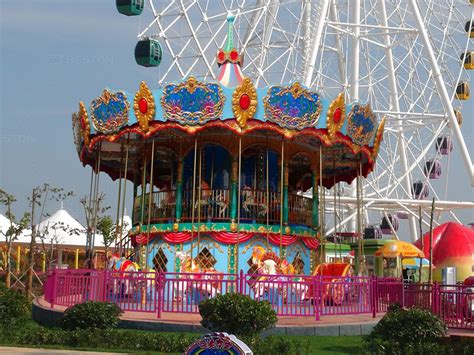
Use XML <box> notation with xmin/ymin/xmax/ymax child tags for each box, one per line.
<box><xmin>26</xmin><ymin>184</ymin><xmax>73</xmax><ymax>298</ymax></box>
<box><xmin>96</xmin><ymin>216</ymin><xmax>114</xmax><ymax>259</ymax></box>
<box><xmin>80</xmin><ymin>193</ymin><xmax>109</xmax><ymax>266</ymax></box>
<box><xmin>0</xmin><ymin>189</ymin><xmax>30</xmax><ymax>288</ymax></box>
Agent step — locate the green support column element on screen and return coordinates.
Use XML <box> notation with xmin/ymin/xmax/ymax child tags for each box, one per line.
<box><xmin>283</xmin><ymin>162</ymin><xmax>289</xmax><ymax>224</ymax></box>
<box><xmin>228</xmin><ymin>244</ymin><xmax>236</xmax><ymax>274</ymax></box>
<box><xmin>175</xmin><ymin>157</ymin><xmax>184</xmax><ymax>222</ymax></box>
<box><xmin>312</xmin><ymin>169</ymin><xmax>319</xmax><ymax>229</ymax></box>
<box><xmin>230</xmin><ymin>157</ymin><xmax>238</xmax><ymax>221</ymax></box>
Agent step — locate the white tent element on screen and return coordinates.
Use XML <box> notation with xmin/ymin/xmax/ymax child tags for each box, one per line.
<box><xmin>0</xmin><ymin>214</ymin><xmax>30</xmax><ymax>243</ymax></box>
<box><xmin>36</xmin><ymin>208</ymin><xmax>88</xmax><ymax>247</ymax></box>
<box><xmin>0</xmin><ymin>214</ymin><xmax>14</xmax><ymax>235</ymax></box>
<box><xmin>2</xmin><ymin>209</ymin><xmax>132</xmax><ymax>249</ymax></box>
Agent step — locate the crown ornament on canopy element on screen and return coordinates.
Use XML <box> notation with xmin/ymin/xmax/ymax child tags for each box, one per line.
<box><xmin>216</xmin><ymin>15</ymin><xmax>244</xmax><ymax>66</ymax></box>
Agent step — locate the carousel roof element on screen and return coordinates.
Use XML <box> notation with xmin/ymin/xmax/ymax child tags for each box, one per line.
<box><xmin>414</xmin><ymin>222</ymin><xmax>474</xmax><ymax>266</ymax></box>
<box><xmin>71</xmin><ymin>16</ymin><xmax>385</xmax><ymax>189</ymax></box>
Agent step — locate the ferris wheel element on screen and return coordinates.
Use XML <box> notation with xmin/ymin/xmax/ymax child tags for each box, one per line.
<box><xmin>116</xmin><ymin>0</ymin><xmax>474</xmax><ymax>241</ymax></box>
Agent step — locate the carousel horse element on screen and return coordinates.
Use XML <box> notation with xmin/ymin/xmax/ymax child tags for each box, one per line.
<box><xmin>242</xmin><ymin>186</ymin><xmax>267</xmax><ymax>216</ymax></box>
<box><xmin>194</xmin><ymin>181</ymin><xmax>228</xmax><ymax>218</ymax></box>
<box><xmin>175</xmin><ymin>251</ymin><xmax>221</xmax><ymax>302</ymax></box>
<box><xmin>107</xmin><ymin>253</ymin><xmax>141</xmax><ymax>297</ymax></box>
<box><xmin>253</xmin><ymin>252</ymin><xmax>281</xmax><ymax>299</ymax></box>
<box><xmin>280</xmin><ymin>259</ymin><xmax>308</xmax><ymax>301</ymax></box>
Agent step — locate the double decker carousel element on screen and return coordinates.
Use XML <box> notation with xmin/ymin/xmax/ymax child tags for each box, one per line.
<box><xmin>72</xmin><ymin>17</ymin><xmax>384</xmax><ymax>278</ymax></box>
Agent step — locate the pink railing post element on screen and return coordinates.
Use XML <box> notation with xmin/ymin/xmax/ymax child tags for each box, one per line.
<box><xmin>156</xmin><ymin>271</ymin><xmax>162</xmax><ymax>319</ymax></box>
<box><xmin>101</xmin><ymin>269</ymin><xmax>107</xmax><ymax>302</ymax></box>
<box><xmin>239</xmin><ymin>270</ymin><xmax>244</xmax><ymax>294</ymax></box>
<box><xmin>314</xmin><ymin>276</ymin><xmax>320</xmax><ymax>321</ymax></box>
<box><xmin>432</xmin><ymin>282</ymin><xmax>439</xmax><ymax>315</ymax></box>
<box><xmin>401</xmin><ymin>278</ymin><xmax>405</xmax><ymax>308</ymax></box>
<box><xmin>50</xmin><ymin>267</ymin><xmax>58</xmax><ymax>309</ymax></box>
<box><xmin>372</xmin><ymin>276</ymin><xmax>377</xmax><ymax>318</ymax></box>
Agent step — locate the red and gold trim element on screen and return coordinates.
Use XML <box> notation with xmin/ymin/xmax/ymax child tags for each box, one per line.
<box><xmin>133</xmin><ymin>81</ymin><xmax>155</xmax><ymax>134</ymax></box>
<box><xmin>327</xmin><ymin>92</ymin><xmax>345</xmax><ymax>140</ymax></box>
<box><xmin>372</xmin><ymin>116</ymin><xmax>385</xmax><ymax>158</ymax></box>
<box><xmin>79</xmin><ymin>101</ymin><xmax>90</xmax><ymax>146</ymax></box>
<box><xmin>232</xmin><ymin>78</ymin><xmax>257</xmax><ymax>128</ymax></box>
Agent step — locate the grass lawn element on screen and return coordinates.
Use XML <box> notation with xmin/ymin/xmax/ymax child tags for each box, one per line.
<box><xmin>2</xmin><ymin>336</ymin><xmax>364</xmax><ymax>355</ymax></box>
<box><xmin>284</xmin><ymin>335</ymin><xmax>364</xmax><ymax>354</ymax></box>
<box><xmin>1</xmin><ymin>319</ymin><xmax>365</xmax><ymax>354</ymax></box>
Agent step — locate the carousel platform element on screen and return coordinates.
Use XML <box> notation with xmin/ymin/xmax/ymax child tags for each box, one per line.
<box><xmin>33</xmin><ymin>296</ymin><xmax>382</xmax><ymax>336</ymax></box>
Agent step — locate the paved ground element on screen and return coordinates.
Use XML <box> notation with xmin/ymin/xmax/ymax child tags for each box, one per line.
<box><xmin>36</xmin><ymin>296</ymin><xmax>382</xmax><ymax>327</ymax></box>
<box><xmin>0</xmin><ymin>347</ymin><xmax>121</xmax><ymax>354</ymax></box>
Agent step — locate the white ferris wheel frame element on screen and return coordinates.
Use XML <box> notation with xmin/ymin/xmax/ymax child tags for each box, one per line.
<box><xmin>135</xmin><ymin>0</ymin><xmax>474</xmax><ymax>241</ymax></box>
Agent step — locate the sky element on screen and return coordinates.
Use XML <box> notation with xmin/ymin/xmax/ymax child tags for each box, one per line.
<box><xmin>0</xmin><ymin>1</ymin><xmax>473</xmax><ymax>238</ymax></box>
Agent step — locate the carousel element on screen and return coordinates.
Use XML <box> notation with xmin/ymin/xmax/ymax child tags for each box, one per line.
<box><xmin>72</xmin><ymin>16</ymin><xmax>384</xmax><ymax>278</ymax></box>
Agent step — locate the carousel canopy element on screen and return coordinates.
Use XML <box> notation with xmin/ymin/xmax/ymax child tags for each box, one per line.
<box><xmin>71</xmin><ymin>16</ymin><xmax>384</xmax><ymax>189</ymax></box>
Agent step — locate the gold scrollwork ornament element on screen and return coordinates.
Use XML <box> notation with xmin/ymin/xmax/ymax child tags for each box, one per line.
<box><xmin>232</xmin><ymin>77</ymin><xmax>258</xmax><ymax>128</ymax></box>
<box><xmin>134</xmin><ymin>81</ymin><xmax>155</xmax><ymax>133</ymax></box>
<box><xmin>79</xmin><ymin>101</ymin><xmax>90</xmax><ymax>147</ymax></box>
<box><xmin>372</xmin><ymin>116</ymin><xmax>386</xmax><ymax>158</ymax></box>
<box><xmin>327</xmin><ymin>92</ymin><xmax>346</xmax><ymax>140</ymax></box>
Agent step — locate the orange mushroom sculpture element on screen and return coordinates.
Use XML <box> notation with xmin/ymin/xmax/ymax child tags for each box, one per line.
<box><xmin>414</xmin><ymin>222</ymin><xmax>474</xmax><ymax>282</ymax></box>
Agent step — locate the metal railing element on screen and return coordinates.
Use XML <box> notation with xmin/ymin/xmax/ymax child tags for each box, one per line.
<box><xmin>43</xmin><ymin>269</ymin><xmax>474</xmax><ymax>328</ymax></box>
<box><xmin>288</xmin><ymin>193</ymin><xmax>312</xmax><ymax>225</ymax></box>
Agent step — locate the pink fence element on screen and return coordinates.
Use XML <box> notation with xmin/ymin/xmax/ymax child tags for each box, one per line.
<box><xmin>43</xmin><ymin>269</ymin><xmax>474</xmax><ymax>328</ymax></box>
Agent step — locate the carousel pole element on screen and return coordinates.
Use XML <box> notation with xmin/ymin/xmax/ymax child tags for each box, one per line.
<box><xmin>210</xmin><ymin>147</ymin><xmax>215</xmax><ymax>218</ymax></box>
<box><xmin>319</xmin><ymin>146</ymin><xmax>325</xmax><ymax>265</ymax></box>
<box><xmin>190</xmin><ymin>137</ymin><xmax>198</xmax><ymax>262</ymax></box>
<box><xmin>139</xmin><ymin>146</ymin><xmax>148</xmax><ymax>269</ymax></box>
<box><xmin>266</xmin><ymin>148</ymin><xmax>270</xmax><ymax>246</ymax></box>
<box><xmin>85</xmin><ymin>165</ymin><xmax>94</xmax><ymax>263</ymax></box>
<box><xmin>145</xmin><ymin>140</ymin><xmax>155</xmax><ymax>271</ymax></box>
<box><xmin>333</xmin><ymin>170</ymin><xmax>338</xmax><ymax>260</ymax></box>
<box><xmin>356</xmin><ymin>159</ymin><xmax>364</xmax><ymax>275</ymax></box>
<box><xmin>360</xmin><ymin>160</ymin><xmax>366</xmax><ymax>271</ymax></box>
<box><xmin>175</xmin><ymin>140</ymin><xmax>184</xmax><ymax>224</ymax></box>
<box><xmin>139</xmin><ymin>151</ymin><xmax>148</xmax><ymax>226</ymax></box>
<box><xmin>283</xmin><ymin>160</ymin><xmax>289</xmax><ymax>226</ymax></box>
<box><xmin>312</xmin><ymin>167</ymin><xmax>319</xmax><ymax>229</ymax></box>
<box><xmin>279</xmin><ymin>139</ymin><xmax>285</xmax><ymax>259</ymax></box>
<box><xmin>114</xmin><ymin>142</ymin><xmax>124</xmax><ymax>253</ymax></box>
<box><xmin>236</xmin><ymin>136</ymin><xmax>242</xmax><ymax>271</ymax></box>
<box><xmin>119</xmin><ymin>134</ymin><xmax>130</xmax><ymax>257</ymax></box>
<box><xmin>197</xmin><ymin>144</ymin><xmax>203</xmax><ymax>255</ymax></box>
<box><xmin>418</xmin><ymin>206</ymin><xmax>423</xmax><ymax>282</ymax></box>
<box><xmin>90</xmin><ymin>142</ymin><xmax>102</xmax><ymax>263</ymax></box>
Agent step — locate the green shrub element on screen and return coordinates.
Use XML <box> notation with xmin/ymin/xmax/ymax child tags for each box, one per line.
<box><xmin>364</xmin><ymin>306</ymin><xmax>447</xmax><ymax>354</ymax></box>
<box><xmin>0</xmin><ymin>282</ymin><xmax>30</xmax><ymax>327</ymax></box>
<box><xmin>199</xmin><ymin>293</ymin><xmax>277</xmax><ymax>337</ymax></box>
<box><xmin>0</xmin><ymin>324</ymin><xmax>199</xmax><ymax>353</ymax></box>
<box><xmin>59</xmin><ymin>301</ymin><xmax>123</xmax><ymax>330</ymax></box>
